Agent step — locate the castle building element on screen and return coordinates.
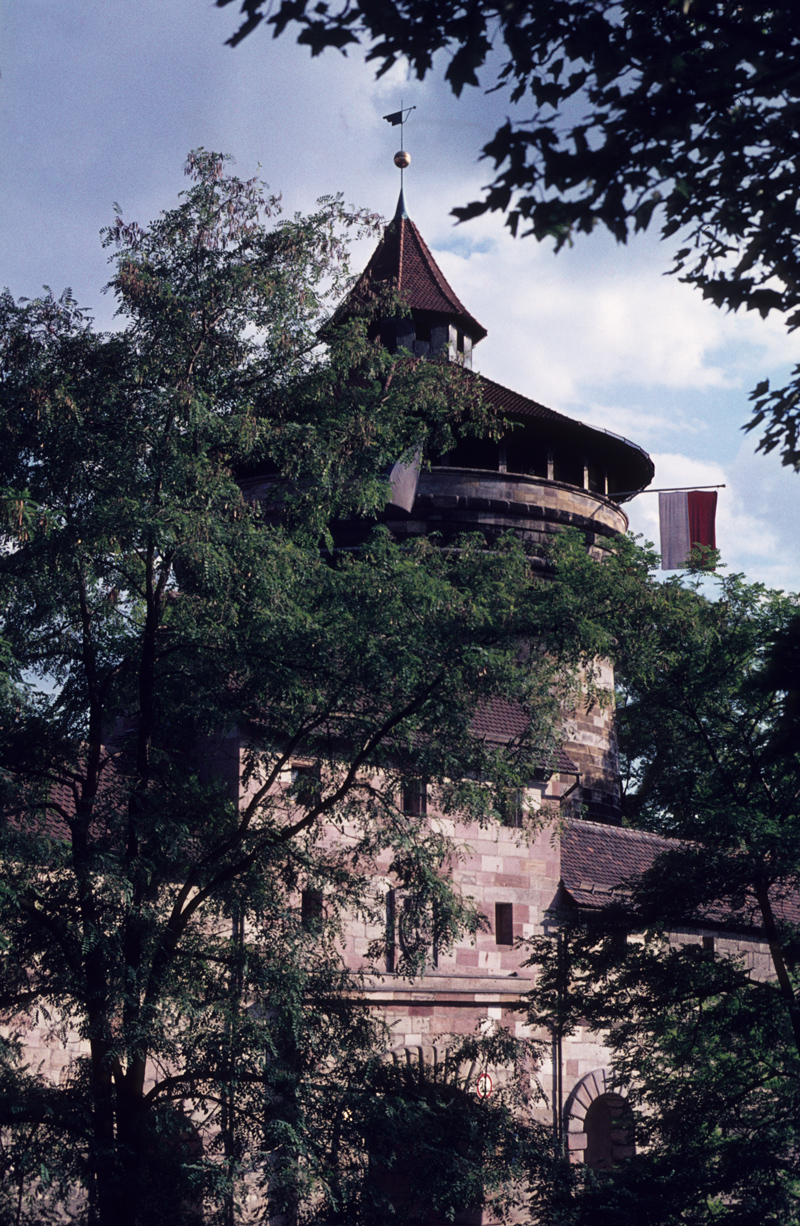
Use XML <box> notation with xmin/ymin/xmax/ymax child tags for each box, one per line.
<box><xmin>242</xmin><ymin>184</ymin><xmax>654</xmax><ymax>827</ymax></box>
<box><xmin>320</xmin><ymin>185</ymin><xmax>653</xmax><ymax>1170</ymax></box>
<box><xmin>7</xmin><ymin>164</ymin><xmax>795</xmax><ymax>1226</ymax></box>
<box><xmin>296</xmin><ymin>182</ymin><xmax>783</xmax><ymax>1195</ymax></box>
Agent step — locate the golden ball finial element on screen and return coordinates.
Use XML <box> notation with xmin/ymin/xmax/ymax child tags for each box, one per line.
<box><xmin>394</xmin><ymin>149</ymin><xmax>411</xmax><ymax>170</ymax></box>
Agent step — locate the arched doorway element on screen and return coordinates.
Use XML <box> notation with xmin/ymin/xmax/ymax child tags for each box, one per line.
<box><xmin>584</xmin><ymin>1093</ymin><xmax>628</xmax><ymax>1171</ymax></box>
<box><xmin>362</xmin><ymin>1044</ymin><xmax>508</xmax><ymax>1225</ymax></box>
<box><xmin>564</xmin><ymin>1069</ymin><xmax>633</xmax><ymax>1168</ymax></box>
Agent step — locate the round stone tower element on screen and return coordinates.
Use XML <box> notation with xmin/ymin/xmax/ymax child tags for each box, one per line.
<box><xmin>242</xmin><ymin>186</ymin><xmax>654</xmax><ymax>823</ymax></box>
<box><xmin>351</xmin><ymin>187</ymin><xmax>653</xmax><ymax>823</ymax></box>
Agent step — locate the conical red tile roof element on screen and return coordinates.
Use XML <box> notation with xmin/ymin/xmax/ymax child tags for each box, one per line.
<box><xmin>346</xmin><ymin>192</ymin><xmax>487</xmax><ymax>342</ymax></box>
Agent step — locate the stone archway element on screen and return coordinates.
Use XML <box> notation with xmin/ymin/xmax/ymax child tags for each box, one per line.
<box><xmin>564</xmin><ymin>1068</ymin><xmax>633</xmax><ymax>1168</ymax></box>
<box><xmin>384</xmin><ymin>1041</ymin><xmax>479</xmax><ymax>1090</ymax></box>
<box><xmin>365</xmin><ymin>1043</ymin><xmax>506</xmax><ymax>1225</ymax></box>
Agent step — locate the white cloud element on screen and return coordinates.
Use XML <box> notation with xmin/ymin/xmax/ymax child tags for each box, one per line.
<box><xmin>432</xmin><ymin>227</ymin><xmax>799</xmax><ymax>411</ymax></box>
<box><xmin>5</xmin><ymin>0</ymin><xmax>800</xmax><ymax>595</ymax></box>
<box><xmin>577</xmin><ymin>401</ymin><xmax>708</xmax><ymax>447</ymax></box>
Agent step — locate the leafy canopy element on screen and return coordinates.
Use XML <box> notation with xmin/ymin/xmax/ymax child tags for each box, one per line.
<box><xmin>522</xmin><ymin>562</ymin><xmax>800</xmax><ymax>1224</ymax></box>
<box><xmin>0</xmin><ymin>151</ymin><xmax>607</xmax><ymax>1225</ymax></box>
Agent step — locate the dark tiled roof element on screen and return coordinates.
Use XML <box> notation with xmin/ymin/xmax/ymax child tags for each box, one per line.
<box><xmin>472</xmin><ymin>696</ymin><xmax>579</xmax><ymax>773</ymax></box>
<box><xmin>475</xmin><ymin>374</ymin><xmax>655</xmax><ymax>495</ymax></box>
<box><xmin>7</xmin><ymin>751</ymin><xmax>127</xmax><ymax>844</ymax></box>
<box><xmin>561</xmin><ymin>817</ymin><xmax>800</xmax><ymax>929</ymax></box>
<box><xmin>335</xmin><ymin>205</ymin><xmax>654</xmax><ymax>498</ymax></box>
<box><xmin>561</xmin><ymin>818</ymin><xmax>673</xmax><ymax>908</ymax></box>
<box><xmin>477</xmin><ymin>374</ymin><xmax>575</xmax><ymax>426</ymax></box>
<box><xmin>551</xmin><ymin>746</ymin><xmax>582</xmax><ymax>774</ymax></box>
<box><xmin>18</xmin><ymin>783</ymin><xmax>73</xmax><ymax>841</ymax></box>
<box><xmin>6</xmin><ymin>775</ymin><xmax>80</xmax><ymax>842</ymax></box>
<box><xmin>348</xmin><ymin>213</ymin><xmax>488</xmax><ymax>341</ymax></box>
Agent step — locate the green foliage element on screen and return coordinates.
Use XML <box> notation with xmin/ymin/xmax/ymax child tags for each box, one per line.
<box><xmin>223</xmin><ymin>1</ymin><xmax>800</xmax><ymax>464</ymax></box>
<box><xmin>275</xmin><ymin>1027</ymin><xmax>551</xmax><ymax>1225</ymax></box>
<box><xmin>615</xmin><ymin>570</ymin><xmax>800</xmax><ymax>946</ymax></box>
<box><xmin>523</xmin><ymin>560</ymin><xmax>800</xmax><ymax>1224</ymax></box>
<box><xmin>0</xmin><ymin>152</ymin><xmax>605</xmax><ymax>1223</ymax></box>
<box><xmin>526</xmin><ymin>922</ymin><xmax>800</xmax><ymax>1225</ymax></box>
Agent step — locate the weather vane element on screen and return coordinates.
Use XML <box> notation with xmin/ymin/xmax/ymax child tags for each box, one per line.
<box><xmin>383</xmin><ymin>102</ymin><xmax>416</xmax><ymax>190</ymax></box>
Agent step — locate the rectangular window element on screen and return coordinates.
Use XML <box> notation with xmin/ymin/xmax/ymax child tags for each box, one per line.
<box><xmin>499</xmin><ymin>789</ymin><xmax>524</xmax><ymax>827</ymax></box>
<box><xmin>553</xmin><ymin>452</ymin><xmax>584</xmax><ymax>487</ymax></box>
<box><xmin>495</xmin><ymin>902</ymin><xmax>513</xmax><ymax>946</ymax></box>
<box><xmin>290</xmin><ymin>762</ymin><xmax>320</xmax><ymax>805</ymax></box>
<box><xmin>587</xmin><ymin>460</ymin><xmax>606</xmax><ymax>494</ymax></box>
<box><xmin>702</xmin><ymin>935</ymin><xmax>716</xmax><ymax>953</ymax></box>
<box><xmin>402</xmin><ymin>781</ymin><xmax>427</xmax><ymax>817</ymax></box>
<box><xmin>301</xmin><ymin>889</ymin><xmax>323</xmax><ymax>932</ymax></box>
<box><xmin>291</xmin><ymin>761</ymin><xmax>318</xmax><ymax>783</ymax></box>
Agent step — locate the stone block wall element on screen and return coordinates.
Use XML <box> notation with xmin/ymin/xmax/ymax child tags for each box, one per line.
<box><xmin>383</xmin><ymin>469</ymin><xmax>627</xmax><ymax>823</ymax></box>
<box><xmin>384</xmin><ymin>468</ymin><xmax>628</xmax><ymax>557</ymax></box>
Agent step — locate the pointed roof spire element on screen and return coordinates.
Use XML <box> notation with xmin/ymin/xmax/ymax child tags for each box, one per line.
<box><xmin>333</xmin><ymin>107</ymin><xmax>487</xmax><ymax>342</ymax></box>
<box><xmin>394</xmin><ymin>185</ymin><xmax>409</xmax><ymax>222</ymax></box>
<box><xmin>344</xmin><ymin>204</ymin><xmax>488</xmax><ymax>343</ymax></box>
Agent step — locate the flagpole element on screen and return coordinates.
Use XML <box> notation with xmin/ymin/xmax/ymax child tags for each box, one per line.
<box><xmin>617</xmin><ymin>483</ymin><xmax>725</xmax><ymax>498</ymax></box>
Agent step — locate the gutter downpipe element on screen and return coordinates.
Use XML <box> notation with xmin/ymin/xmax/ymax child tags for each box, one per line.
<box><xmin>553</xmin><ymin>776</ymin><xmax>579</xmax><ymax>1158</ymax></box>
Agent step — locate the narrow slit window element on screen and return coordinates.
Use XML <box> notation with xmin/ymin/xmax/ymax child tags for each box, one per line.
<box><xmin>499</xmin><ymin>789</ymin><xmax>524</xmax><ymax>827</ymax></box>
<box><xmin>385</xmin><ymin>889</ymin><xmax>396</xmax><ymax>974</ymax></box>
<box><xmin>495</xmin><ymin>902</ymin><xmax>513</xmax><ymax>946</ymax></box>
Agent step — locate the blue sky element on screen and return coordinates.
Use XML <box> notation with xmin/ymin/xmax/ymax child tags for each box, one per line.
<box><xmin>4</xmin><ymin>0</ymin><xmax>800</xmax><ymax>590</ymax></box>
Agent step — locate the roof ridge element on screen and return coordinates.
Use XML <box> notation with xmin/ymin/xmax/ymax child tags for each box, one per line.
<box><xmin>399</xmin><ymin>216</ymin><xmax>487</xmax><ymax>339</ymax></box>
<box><xmin>397</xmin><ymin>215</ymin><xmax>405</xmax><ymax>293</ymax></box>
<box><xmin>473</xmin><ymin>371</ymin><xmax>573</xmax><ymax>426</ymax></box>
<box><xmin>338</xmin><ymin>212</ymin><xmax>488</xmax><ymax>342</ymax></box>
<box><xmin>566</xmin><ymin>817</ymin><xmax>679</xmax><ymax>846</ymax></box>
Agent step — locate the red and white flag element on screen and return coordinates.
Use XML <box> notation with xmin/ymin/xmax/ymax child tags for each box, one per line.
<box><xmin>659</xmin><ymin>490</ymin><xmax>718</xmax><ymax>570</ymax></box>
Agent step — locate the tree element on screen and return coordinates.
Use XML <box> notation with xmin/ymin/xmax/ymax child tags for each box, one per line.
<box><xmin>526</xmin><ymin>920</ymin><xmax>800</xmax><ymax>1225</ymax></box>
<box><xmin>221</xmin><ymin>0</ymin><xmax>800</xmax><ymax>466</ymax></box>
<box><xmin>615</xmin><ymin>565</ymin><xmax>800</xmax><ymax>1050</ymax></box>
<box><xmin>0</xmin><ymin>151</ymin><xmax>600</xmax><ymax>1225</ymax></box>
<box><xmin>522</xmin><ymin>560</ymin><xmax>800</xmax><ymax>1224</ymax></box>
